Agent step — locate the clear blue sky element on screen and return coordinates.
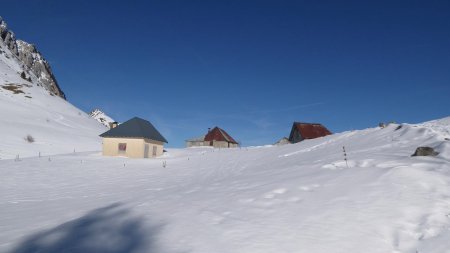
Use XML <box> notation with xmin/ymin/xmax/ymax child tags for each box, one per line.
<box><xmin>2</xmin><ymin>0</ymin><xmax>450</xmax><ymax>147</ymax></box>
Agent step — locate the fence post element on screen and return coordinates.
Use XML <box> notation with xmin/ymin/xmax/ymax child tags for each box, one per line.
<box><xmin>342</xmin><ymin>146</ymin><xmax>349</xmax><ymax>168</ymax></box>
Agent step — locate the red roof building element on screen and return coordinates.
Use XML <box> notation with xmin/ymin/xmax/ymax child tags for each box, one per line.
<box><xmin>204</xmin><ymin>126</ymin><xmax>239</xmax><ymax>148</ymax></box>
<box><xmin>288</xmin><ymin>122</ymin><xmax>332</xmax><ymax>143</ymax></box>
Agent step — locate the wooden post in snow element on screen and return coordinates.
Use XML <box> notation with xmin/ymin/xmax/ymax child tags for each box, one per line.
<box><xmin>342</xmin><ymin>146</ymin><xmax>349</xmax><ymax>168</ymax></box>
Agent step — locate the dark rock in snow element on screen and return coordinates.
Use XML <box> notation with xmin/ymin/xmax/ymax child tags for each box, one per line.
<box><xmin>411</xmin><ymin>147</ymin><xmax>439</xmax><ymax>157</ymax></box>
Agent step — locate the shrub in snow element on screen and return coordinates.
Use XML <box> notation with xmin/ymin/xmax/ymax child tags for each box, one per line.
<box><xmin>25</xmin><ymin>134</ymin><xmax>34</xmax><ymax>143</ymax></box>
<box><xmin>20</xmin><ymin>71</ymin><xmax>26</xmax><ymax>80</ymax></box>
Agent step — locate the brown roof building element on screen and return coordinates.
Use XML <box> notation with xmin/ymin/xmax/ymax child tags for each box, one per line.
<box><xmin>288</xmin><ymin>122</ymin><xmax>332</xmax><ymax>143</ymax></box>
<box><xmin>186</xmin><ymin>126</ymin><xmax>239</xmax><ymax>148</ymax></box>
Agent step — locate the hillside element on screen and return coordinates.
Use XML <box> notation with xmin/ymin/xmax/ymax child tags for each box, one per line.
<box><xmin>0</xmin><ymin>17</ymin><xmax>106</xmax><ymax>159</ymax></box>
<box><xmin>1</xmin><ymin>117</ymin><xmax>449</xmax><ymax>253</ymax></box>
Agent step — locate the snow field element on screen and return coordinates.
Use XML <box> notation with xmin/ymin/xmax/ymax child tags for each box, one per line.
<box><xmin>1</xmin><ymin>119</ymin><xmax>450</xmax><ymax>253</ymax></box>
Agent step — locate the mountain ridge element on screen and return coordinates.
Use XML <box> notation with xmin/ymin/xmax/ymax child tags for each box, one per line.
<box><xmin>0</xmin><ymin>16</ymin><xmax>65</xmax><ymax>99</ymax></box>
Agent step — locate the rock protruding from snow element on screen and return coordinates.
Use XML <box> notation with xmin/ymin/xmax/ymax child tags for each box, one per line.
<box><xmin>89</xmin><ymin>109</ymin><xmax>116</xmax><ymax>128</ymax></box>
<box><xmin>412</xmin><ymin>146</ymin><xmax>439</xmax><ymax>157</ymax></box>
<box><xmin>0</xmin><ymin>17</ymin><xmax>18</xmax><ymax>55</ymax></box>
<box><xmin>0</xmin><ymin>16</ymin><xmax>65</xmax><ymax>99</ymax></box>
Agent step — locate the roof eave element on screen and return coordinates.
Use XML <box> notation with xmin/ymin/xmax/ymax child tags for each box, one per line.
<box><xmin>101</xmin><ymin>135</ymin><xmax>168</xmax><ymax>143</ymax></box>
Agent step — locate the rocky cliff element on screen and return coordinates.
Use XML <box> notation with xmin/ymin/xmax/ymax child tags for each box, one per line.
<box><xmin>0</xmin><ymin>16</ymin><xmax>65</xmax><ymax>99</ymax></box>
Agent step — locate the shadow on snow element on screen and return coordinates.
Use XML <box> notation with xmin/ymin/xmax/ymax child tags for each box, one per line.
<box><xmin>8</xmin><ymin>203</ymin><xmax>164</xmax><ymax>253</ymax></box>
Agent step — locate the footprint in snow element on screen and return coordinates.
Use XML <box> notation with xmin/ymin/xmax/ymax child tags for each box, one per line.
<box><xmin>238</xmin><ymin>198</ymin><xmax>255</xmax><ymax>203</ymax></box>
<box><xmin>299</xmin><ymin>184</ymin><xmax>320</xmax><ymax>192</ymax></box>
<box><xmin>255</xmin><ymin>188</ymin><xmax>302</xmax><ymax>207</ymax></box>
<box><xmin>287</xmin><ymin>197</ymin><xmax>301</xmax><ymax>202</ymax></box>
<box><xmin>199</xmin><ymin>210</ymin><xmax>225</xmax><ymax>225</ymax></box>
<box><xmin>322</xmin><ymin>159</ymin><xmax>374</xmax><ymax>170</ymax></box>
<box><xmin>263</xmin><ymin>188</ymin><xmax>288</xmax><ymax>199</ymax></box>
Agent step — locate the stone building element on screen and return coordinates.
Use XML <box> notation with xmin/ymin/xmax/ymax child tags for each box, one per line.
<box><xmin>186</xmin><ymin>127</ymin><xmax>239</xmax><ymax>148</ymax></box>
<box><xmin>288</xmin><ymin>122</ymin><xmax>331</xmax><ymax>143</ymax></box>
<box><xmin>100</xmin><ymin>117</ymin><xmax>167</xmax><ymax>158</ymax></box>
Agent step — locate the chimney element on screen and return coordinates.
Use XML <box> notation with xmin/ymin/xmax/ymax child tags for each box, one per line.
<box><xmin>208</xmin><ymin>128</ymin><xmax>211</xmax><ymax>133</ymax></box>
<box><xmin>109</xmin><ymin>122</ymin><xmax>118</xmax><ymax>129</ymax></box>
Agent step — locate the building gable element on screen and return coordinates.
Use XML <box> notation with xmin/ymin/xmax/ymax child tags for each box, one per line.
<box><xmin>204</xmin><ymin>127</ymin><xmax>238</xmax><ymax>144</ymax></box>
<box><xmin>288</xmin><ymin>122</ymin><xmax>331</xmax><ymax>143</ymax></box>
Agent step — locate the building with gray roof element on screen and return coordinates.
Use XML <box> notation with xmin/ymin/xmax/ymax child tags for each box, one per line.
<box><xmin>100</xmin><ymin>117</ymin><xmax>167</xmax><ymax>158</ymax></box>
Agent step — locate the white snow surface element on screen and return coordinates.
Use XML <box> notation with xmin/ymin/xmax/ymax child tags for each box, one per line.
<box><xmin>0</xmin><ymin>38</ymin><xmax>105</xmax><ymax>160</ymax></box>
<box><xmin>1</xmin><ymin>118</ymin><xmax>450</xmax><ymax>253</ymax></box>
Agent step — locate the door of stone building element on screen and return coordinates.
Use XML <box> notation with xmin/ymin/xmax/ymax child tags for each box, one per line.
<box><xmin>144</xmin><ymin>144</ymin><xmax>149</xmax><ymax>158</ymax></box>
<box><xmin>152</xmin><ymin>146</ymin><xmax>157</xmax><ymax>157</ymax></box>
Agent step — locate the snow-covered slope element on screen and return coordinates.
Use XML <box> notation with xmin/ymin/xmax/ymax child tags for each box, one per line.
<box><xmin>89</xmin><ymin>108</ymin><xmax>116</xmax><ymax>128</ymax></box>
<box><xmin>0</xmin><ymin>18</ymin><xmax>105</xmax><ymax>159</ymax></box>
<box><xmin>1</xmin><ymin>117</ymin><xmax>449</xmax><ymax>253</ymax></box>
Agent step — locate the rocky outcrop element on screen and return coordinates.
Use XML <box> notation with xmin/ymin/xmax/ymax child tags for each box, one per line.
<box><xmin>89</xmin><ymin>109</ymin><xmax>116</xmax><ymax>128</ymax></box>
<box><xmin>412</xmin><ymin>147</ymin><xmax>439</xmax><ymax>157</ymax></box>
<box><xmin>0</xmin><ymin>16</ymin><xmax>65</xmax><ymax>99</ymax></box>
<box><xmin>0</xmin><ymin>18</ymin><xmax>18</xmax><ymax>55</ymax></box>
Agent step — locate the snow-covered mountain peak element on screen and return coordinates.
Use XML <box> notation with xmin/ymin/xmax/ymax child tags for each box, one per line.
<box><xmin>89</xmin><ymin>109</ymin><xmax>116</xmax><ymax>128</ymax></box>
<box><xmin>0</xmin><ymin>17</ymin><xmax>11</xmax><ymax>35</ymax></box>
<box><xmin>0</xmin><ymin>16</ymin><xmax>65</xmax><ymax>99</ymax></box>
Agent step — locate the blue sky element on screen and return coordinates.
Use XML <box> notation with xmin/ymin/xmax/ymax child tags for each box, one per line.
<box><xmin>2</xmin><ymin>0</ymin><xmax>450</xmax><ymax>147</ymax></box>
